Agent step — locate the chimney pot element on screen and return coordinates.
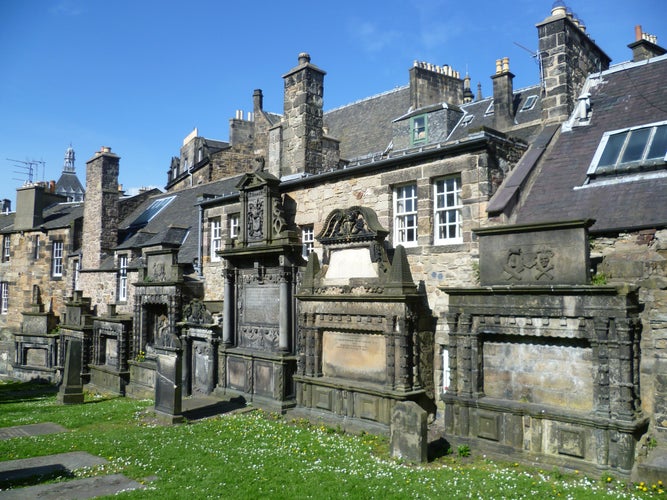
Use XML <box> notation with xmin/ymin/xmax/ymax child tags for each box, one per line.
<box><xmin>635</xmin><ymin>25</ymin><xmax>643</xmax><ymax>41</ymax></box>
<box><xmin>298</xmin><ymin>52</ymin><xmax>311</xmax><ymax>65</ymax></box>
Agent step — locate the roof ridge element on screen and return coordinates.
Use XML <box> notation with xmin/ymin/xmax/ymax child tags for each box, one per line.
<box><xmin>325</xmin><ymin>85</ymin><xmax>409</xmax><ymax>114</ymax></box>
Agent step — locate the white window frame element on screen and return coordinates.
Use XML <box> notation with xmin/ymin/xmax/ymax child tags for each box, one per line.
<box><xmin>411</xmin><ymin>114</ymin><xmax>427</xmax><ymax>145</ymax></box>
<box><xmin>229</xmin><ymin>214</ymin><xmax>240</xmax><ymax>240</ymax></box>
<box><xmin>33</xmin><ymin>235</ymin><xmax>40</xmax><ymax>260</ymax></box>
<box><xmin>393</xmin><ymin>183</ymin><xmax>418</xmax><ymax>247</ymax></box>
<box><xmin>301</xmin><ymin>225</ymin><xmax>315</xmax><ymax>259</ymax></box>
<box><xmin>210</xmin><ymin>218</ymin><xmax>222</xmax><ymax>262</ymax></box>
<box><xmin>588</xmin><ymin>120</ymin><xmax>667</xmax><ymax>176</ymax></box>
<box><xmin>2</xmin><ymin>235</ymin><xmax>10</xmax><ymax>262</ymax></box>
<box><xmin>118</xmin><ymin>254</ymin><xmax>128</xmax><ymax>302</ymax></box>
<box><xmin>0</xmin><ymin>282</ymin><xmax>8</xmax><ymax>314</ymax></box>
<box><xmin>52</xmin><ymin>241</ymin><xmax>63</xmax><ymax>277</ymax></box>
<box><xmin>433</xmin><ymin>175</ymin><xmax>463</xmax><ymax>245</ymax></box>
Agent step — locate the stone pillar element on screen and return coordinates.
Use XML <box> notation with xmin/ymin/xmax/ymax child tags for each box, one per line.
<box><xmin>279</xmin><ymin>269</ymin><xmax>290</xmax><ymax>352</ymax></box>
<box><xmin>222</xmin><ymin>269</ymin><xmax>234</xmax><ymax>346</ymax></box>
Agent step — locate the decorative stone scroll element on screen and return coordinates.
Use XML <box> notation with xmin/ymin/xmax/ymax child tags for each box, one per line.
<box><xmin>317</xmin><ymin>206</ymin><xmax>389</xmax><ymax>244</ymax></box>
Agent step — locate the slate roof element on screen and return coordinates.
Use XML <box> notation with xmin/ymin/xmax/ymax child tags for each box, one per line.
<box><xmin>0</xmin><ymin>202</ymin><xmax>83</xmax><ymax>234</ymax></box>
<box><xmin>55</xmin><ymin>171</ymin><xmax>85</xmax><ymax>200</ymax></box>
<box><xmin>448</xmin><ymin>85</ymin><xmax>544</xmax><ymax>144</ymax></box>
<box><xmin>117</xmin><ymin>176</ymin><xmax>243</xmax><ymax>264</ymax></box>
<box><xmin>514</xmin><ymin>55</ymin><xmax>667</xmax><ymax>233</ymax></box>
<box><xmin>324</xmin><ymin>86</ymin><xmax>410</xmax><ymax>161</ymax></box>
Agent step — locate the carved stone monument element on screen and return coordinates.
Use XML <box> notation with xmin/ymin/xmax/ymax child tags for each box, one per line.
<box><xmin>180</xmin><ymin>299</ymin><xmax>220</xmax><ymax>395</ymax></box>
<box><xmin>443</xmin><ymin>220</ymin><xmax>647</xmax><ymax>477</ymax></box>
<box><xmin>295</xmin><ymin>206</ymin><xmax>435</xmax><ymax>432</ymax></box>
<box><xmin>57</xmin><ymin>338</ymin><xmax>84</xmax><ymax>404</ymax></box>
<box><xmin>89</xmin><ymin>304</ymin><xmax>132</xmax><ymax>395</ymax></box>
<box><xmin>13</xmin><ymin>285</ymin><xmax>59</xmax><ymax>381</ymax></box>
<box><xmin>217</xmin><ymin>171</ymin><xmax>301</xmax><ymax>411</ymax></box>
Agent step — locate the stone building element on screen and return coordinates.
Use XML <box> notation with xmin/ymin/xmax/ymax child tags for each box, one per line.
<box><xmin>0</xmin><ymin>4</ymin><xmax>665</xmax><ymax>478</ymax></box>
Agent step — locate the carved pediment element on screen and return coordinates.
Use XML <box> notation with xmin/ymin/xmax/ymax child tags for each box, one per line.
<box><xmin>317</xmin><ymin>206</ymin><xmax>388</xmax><ymax>245</ymax></box>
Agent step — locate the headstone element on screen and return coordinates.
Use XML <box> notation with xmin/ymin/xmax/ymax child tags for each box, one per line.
<box><xmin>154</xmin><ymin>333</ymin><xmax>183</xmax><ymax>424</ymax></box>
<box><xmin>57</xmin><ymin>339</ymin><xmax>84</xmax><ymax>404</ymax></box>
<box><xmin>390</xmin><ymin>401</ymin><xmax>428</xmax><ymax>463</ymax></box>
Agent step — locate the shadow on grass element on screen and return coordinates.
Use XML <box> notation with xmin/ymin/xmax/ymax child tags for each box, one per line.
<box><xmin>0</xmin><ymin>380</ymin><xmax>58</xmax><ymax>404</ymax></box>
<box><xmin>0</xmin><ymin>463</ymin><xmax>75</xmax><ymax>490</ymax></box>
<box><xmin>182</xmin><ymin>396</ymin><xmax>247</xmax><ymax>421</ymax></box>
<box><xmin>428</xmin><ymin>437</ymin><xmax>453</xmax><ymax>461</ymax></box>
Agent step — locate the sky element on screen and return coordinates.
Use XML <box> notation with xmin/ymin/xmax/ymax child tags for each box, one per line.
<box><xmin>1</xmin><ymin>0</ymin><xmax>665</xmax><ymax>205</ymax></box>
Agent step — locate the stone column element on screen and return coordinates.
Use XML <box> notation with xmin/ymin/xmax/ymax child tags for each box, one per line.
<box><xmin>222</xmin><ymin>268</ymin><xmax>234</xmax><ymax>346</ymax></box>
<box><xmin>593</xmin><ymin>316</ymin><xmax>611</xmax><ymax>419</ymax></box>
<box><xmin>279</xmin><ymin>269</ymin><xmax>290</xmax><ymax>352</ymax></box>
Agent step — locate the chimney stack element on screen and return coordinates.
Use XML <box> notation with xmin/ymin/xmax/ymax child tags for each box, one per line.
<box><xmin>537</xmin><ymin>5</ymin><xmax>610</xmax><ymax>123</ymax></box>
<box><xmin>409</xmin><ymin>60</ymin><xmax>464</xmax><ymax>109</ymax></box>
<box><xmin>628</xmin><ymin>25</ymin><xmax>666</xmax><ymax>62</ymax></box>
<box><xmin>491</xmin><ymin>57</ymin><xmax>515</xmax><ymax>131</ymax></box>
<box><xmin>281</xmin><ymin>52</ymin><xmax>326</xmax><ymax>176</ymax></box>
<box><xmin>82</xmin><ymin>147</ymin><xmax>120</xmax><ymax>270</ymax></box>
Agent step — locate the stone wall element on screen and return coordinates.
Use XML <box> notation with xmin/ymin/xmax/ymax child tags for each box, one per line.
<box><xmin>0</xmin><ymin>227</ymin><xmax>73</xmax><ymax>333</ymax></box>
<box><xmin>591</xmin><ymin>229</ymin><xmax>667</xmax><ymax>430</ymax></box>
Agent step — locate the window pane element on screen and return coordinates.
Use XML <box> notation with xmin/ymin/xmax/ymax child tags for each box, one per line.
<box><xmin>598</xmin><ymin>132</ymin><xmax>627</xmax><ymax>167</ymax></box>
<box><xmin>647</xmin><ymin>125</ymin><xmax>667</xmax><ymax>160</ymax></box>
<box><xmin>621</xmin><ymin>128</ymin><xmax>651</xmax><ymax>163</ymax></box>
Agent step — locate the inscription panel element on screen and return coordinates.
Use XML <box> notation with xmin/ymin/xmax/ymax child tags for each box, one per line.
<box><xmin>26</xmin><ymin>348</ymin><xmax>48</xmax><ymax>367</ymax></box>
<box><xmin>322</xmin><ymin>331</ymin><xmax>386</xmax><ymax>384</ymax></box>
<box><xmin>242</xmin><ymin>285</ymin><xmax>279</xmax><ymax>325</ymax></box>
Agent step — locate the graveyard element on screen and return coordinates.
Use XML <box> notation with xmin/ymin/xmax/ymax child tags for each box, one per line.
<box><xmin>0</xmin><ymin>379</ymin><xmax>660</xmax><ymax>498</ymax></box>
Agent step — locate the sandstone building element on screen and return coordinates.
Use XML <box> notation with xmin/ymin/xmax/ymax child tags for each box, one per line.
<box><xmin>0</xmin><ymin>5</ymin><xmax>666</xmax><ymax>479</ymax></box>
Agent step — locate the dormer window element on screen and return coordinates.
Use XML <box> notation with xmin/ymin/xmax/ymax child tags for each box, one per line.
<box><xmin>411</xmin><ymin>115</ymin><xmax>427</xmax><ymax>145</ymax></box>
<box><xmin>587</xmin><ymin>121</ymin><xmax>667</xmax><ymax>178</ymax></box>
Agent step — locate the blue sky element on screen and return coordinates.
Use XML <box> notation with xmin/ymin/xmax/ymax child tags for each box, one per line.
<box><xmin>1</xmin><ymin>0</ymin><xmax>664</xmax><ymax>205</ymax></box>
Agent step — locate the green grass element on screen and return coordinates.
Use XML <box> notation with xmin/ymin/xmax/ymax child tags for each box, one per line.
<box><xmin>0</xmin><ymin>380</ymin><xmax>662</xmax><ymax>499</ymax></box>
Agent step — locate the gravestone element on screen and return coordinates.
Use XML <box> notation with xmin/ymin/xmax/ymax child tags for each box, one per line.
<box><xmin>57</xmin><ymin>339</ymin><xmax>84</xmax><ymax>404</ymax></box>
<box><xmin>154</xmin><ymin>333</ymin><xmax>183</xmax><ymax>424</ymax></box>
<box><xmin>390</xmin><ymin>401</ymin><xmax>428</xmax><ymax>463</ymax></box>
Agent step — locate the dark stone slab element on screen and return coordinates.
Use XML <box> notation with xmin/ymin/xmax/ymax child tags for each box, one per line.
<box><xmin>154</xmin><ymin>347</ymin><xmax>183</xmax><ymax>424</ymax></box>
<box><xmin>0</xmin><ymin>451</ymin><xmax>106</xmax><ymax>483</ymax></box>
<box><xmin>57</xmin><ymin>339</ymin><xmax>84</xmax><ymax>404</ymax></box>
<box><xmin>0</xmin><ymin>473</ymin><xmax>144</xmax><ymax>499</ymax></box>
<box><xmin>0</xmin><ymin>422</ymin><xmax>66</xmax><ymax>441</ymax></box>
<box><xmin>475</xmin><ymin>220</ymin><xmax>592</xmax><ymax>286</ymax></box>
<box><xmin>390</xmin><ymin>401</ymin><xmax>428</xmax><ymax>463</ymax></box>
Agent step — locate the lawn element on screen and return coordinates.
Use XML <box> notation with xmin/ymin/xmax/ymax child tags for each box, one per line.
<box><xmin>0</xmin><ymin>380</ymin><xmax>661</xmax><ymax>499</ymax></box>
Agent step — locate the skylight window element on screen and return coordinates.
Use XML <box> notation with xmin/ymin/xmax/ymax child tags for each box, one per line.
<box><xmin>588</xmin><ymin>121</ymin><xmax>667</xmax><ymax>178</ymax></box>
<box><xmin>130</xmin><ymin>196</ymin><xmax>175</xmax><ymax>228</ymax></box>
<box><xmin>484</xmin><ymin>101</ymin><xmax>494</xmax><ymax>115</ymax></box>
<box><xmin>461</xmin><ymin>114</ymin><xmax>474</xmax><ymax>127</ymax></box>
<box><xmin>519</xmin><ymin>95</ymin><xmax>537</xmax><ymax>112</ymax></box>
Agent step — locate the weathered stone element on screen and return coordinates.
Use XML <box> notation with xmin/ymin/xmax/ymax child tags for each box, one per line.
<box><xmin>390</xmin><ymin>401</ymin><xmax>428</xmax><ymax>463</ymax></box>
<box><xmin>57</xmin><ymin>339</ymin><xmax>84</xmax><ymax>404</ymax></box>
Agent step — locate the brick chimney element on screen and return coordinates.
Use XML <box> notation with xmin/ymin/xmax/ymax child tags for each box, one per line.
<box><xmin>537</xmin><ymin>4</ymin><xmax>611</xmax><ymax>123</ymax></box>
<box><xmin>628</xmin><ymin>25</ymin><xmax>666</xmax><ymax>62</ymax></box>
<box><xmin>409</xmin><ymin>61</ymin><xmax>463</xmax><ymax>109</ymax></box>
<box><xmin>281</xmin><ymin>52</ymin><xmax>325</xmax><ymax>177</ymax></box>
<box><xmin>82</xmin><ymin>147</ymin><xmax>120</xmax><ymax>270</ymax></box>
<box><xmin>491</xmin><ymin>57</ymin><xmax>515</xmax><ymax>130</ymax></box>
